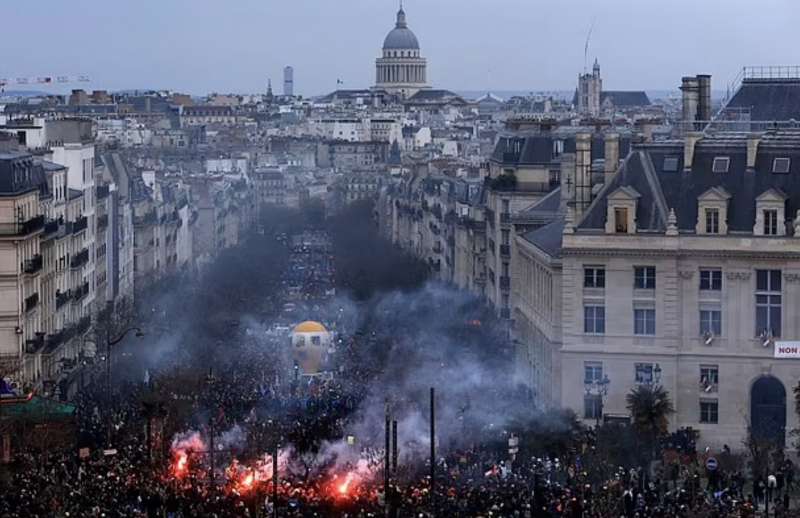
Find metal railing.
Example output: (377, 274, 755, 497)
(23, 254, 43, 275)
(72, 216, 88, 234)
(70, 249, 89, 269)
(24, 292, 39, 313)
(0, 215, 45, 236)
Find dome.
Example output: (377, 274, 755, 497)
(293, 321, 327, 333)
(383, 7, 419, 50)
(383, 28, 419, 50)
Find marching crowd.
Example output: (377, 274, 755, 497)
(1, 225, 799, 517)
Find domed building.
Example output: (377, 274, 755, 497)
(290, 321, 332, 376)
(375, 5, 428, 99)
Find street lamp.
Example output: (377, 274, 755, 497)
(585, 374, 611, 427)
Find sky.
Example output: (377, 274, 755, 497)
(3, 0, 799, 97)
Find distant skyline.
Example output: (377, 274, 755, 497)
(4, 0, 799, 97)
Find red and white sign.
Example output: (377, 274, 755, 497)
(774, 341, 800, 358)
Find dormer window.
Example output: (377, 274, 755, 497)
(705, 208, 720, 234)
(615, 208, 628, 233)
(696, 187, 731, 235)
(753, 188, 788, 236)
(773, 158, 791, 174)
(712, 157, 730, 174)
(605, 186, 640, 235)
(764, 209, 779, 235)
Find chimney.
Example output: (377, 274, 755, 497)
(575, 133, 592, 217)
(604, 132, 620, 182)
(697, 75, 712, 122)
(560, 153, 576, 213)
(681, 76, 700, 130)
(747, 133, 763, 171)
(683, 131, 703, 171)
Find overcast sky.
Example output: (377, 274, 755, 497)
(4, 0, 799, 96)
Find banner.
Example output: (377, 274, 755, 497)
(774, 341, 800, 358)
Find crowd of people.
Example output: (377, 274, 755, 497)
(1, 221, 798, 517)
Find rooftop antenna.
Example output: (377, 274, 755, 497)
(583, 19, 596, 74)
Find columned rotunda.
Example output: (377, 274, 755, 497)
(374, 6, 428, 98)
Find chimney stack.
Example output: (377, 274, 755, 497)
(683, 131, 703, 172)
(747, 133, 763, 171)
(681, 76, 700, 128)
(604, 132, 620, 182)
(560, 153, 576, 214)
(575, 133, 592, 218)
(697, 75, 712, 122)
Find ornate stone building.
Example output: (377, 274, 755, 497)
(375, 6, 428, 99)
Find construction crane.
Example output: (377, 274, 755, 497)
(0, 75, 91, 94)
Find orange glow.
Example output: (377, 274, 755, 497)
(173, 451, 189, 478)
(338, 472, 355, 496)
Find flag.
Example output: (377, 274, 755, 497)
(337, 79, 343, 85)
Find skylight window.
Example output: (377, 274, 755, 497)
(773, 157, 791, 174)
(662, 156, 679, 172)
(712, 157, 730, 174)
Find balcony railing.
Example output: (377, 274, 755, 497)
(96, 184, 110, 199)
(70, 249, 89, 269)
(56, 289, 71, 309)
(24, 292, 39, 313)
(500, 276, 511, 289)
(0, 215, 45, 236)
(23, 254, 43, 275)
(72, 216, 88, 234)
(73, 282, 90, 303)
(43, 219, 60, 236)
(97, 214, 109, 231)
(25, 334, 45, 355)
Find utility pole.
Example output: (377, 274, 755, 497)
(430, 387, 435, 517)
(273, 441, 278, 518)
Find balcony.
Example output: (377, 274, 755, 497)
(24, 292, 39, 313)
(25, 334, 45, 355)
(97, 214, 109, 231)
(500, 276, 511, 289)
(75, 315, 91, 335)
(499, 244, 510, 257)
(70, 249, 89, 269)
(56, 289, 71, 309)
(0, 215, 45, 237)
(96, 184, 110, 199)
(72, 216, 88, 234)
(23, 254, 43, 275)
(73, 282, 90, 303)
(43, 219, 60, 236)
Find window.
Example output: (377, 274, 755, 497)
(763, 209, 778, 235)
(756, 269, 782, 337)
(634, 266, 656, 289)
(584, 305, 605, 334)
(705, 208, 720, 234)
(699, 309, 722, 335)
(700, 400, 719, 424)
(773, 157, 791, 174)
(614, 207, 628, 233)
(635, 363, 654, 384)
(712, 157, 730, 173)
(584, 395, 602, 420)
(700, 365, 719, 386)
(584, 267, 605, 288)
(662, 156, 679, 172)
(634, 308, 656, 335)
(584, 362, 603, 384)
(699, 269, 722, 291)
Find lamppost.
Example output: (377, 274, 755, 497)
(651, 363, 662, 386)
(105, 326, 144, 445)
(584, 374, 611, 427)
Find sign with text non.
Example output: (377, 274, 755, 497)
(774, 341, 800, 358)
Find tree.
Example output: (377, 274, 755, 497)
(626, 384, 675, 460)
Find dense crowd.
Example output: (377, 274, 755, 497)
(1, 225, 798, 517)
